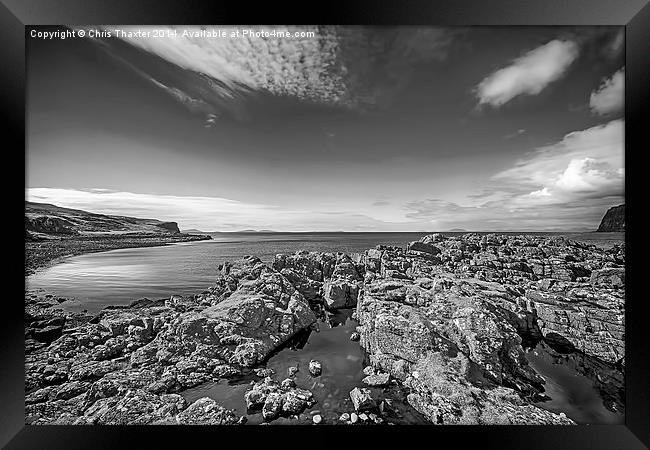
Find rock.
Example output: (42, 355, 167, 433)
(597, 205, 624, 232)
(352, 234, 622, 423)
(309, 360, 322, 377)
(323, 280, 359, 309)
(281, 378, 296, 389)
(339, 412, 350, 421)
(590, 268, 624, 288)
(312, 414, 322, 424)
(407, 241, 441, 256)
(25, 234, 622, 425)
(174, 397, 239, 425)
(350, 332, 360, 341)
(379, 399, 395, 415)
(244, 377, 314, 420)
(362, 372, 390, 387)
(254, 368, 275, 377)
(262, 392, 283, 420)
(350, 387, 375, 411)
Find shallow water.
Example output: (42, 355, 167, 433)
(182, 309, 430, 425)
(26, 231, 623, 314)
(181, 309, 624, 425)
(526, 342, 624, 424)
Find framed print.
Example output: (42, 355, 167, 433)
(3, 0, 649, 448)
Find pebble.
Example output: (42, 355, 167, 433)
(350, 412, 359, 423)
(359, 413, 368, 421)
(350, 332, 360, 341)
(313, 414, 322, 424)
(288, 366, 299, 377)
(339, 413, 350, 421)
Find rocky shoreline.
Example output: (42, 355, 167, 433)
(25, 233, 212, 276)
(25, 233, 624, 425)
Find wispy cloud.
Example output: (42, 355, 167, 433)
(475, 40, 579, 108)
(589, 68, 624, 116)
(26, 188, 425, 232)
(91, 26, 456, 119)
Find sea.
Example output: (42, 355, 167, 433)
(27, 231, 624, 314)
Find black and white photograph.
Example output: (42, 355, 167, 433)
(24, 24, 626, 427)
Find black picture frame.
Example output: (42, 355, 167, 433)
(4, 0, 648, 448)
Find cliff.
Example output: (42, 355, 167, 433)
(597, 204, 625, 232)
(25, 201, 181, 237)
(25, 201, 210, 274)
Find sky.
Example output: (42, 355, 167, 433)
(26, 26, 625, 232)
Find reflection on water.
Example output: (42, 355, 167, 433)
(26, 233, 452, 313)
(182, 309, 430, 425)
(526, 341, 624, 424)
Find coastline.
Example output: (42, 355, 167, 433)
(24, 232, 625, 425)
(25, 233, 212, 276)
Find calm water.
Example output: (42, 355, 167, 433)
(182, 309, 430, 425)
(180, 309, 622, 425)
(527, 342, 624, 424)
(26, 231, 623, 313)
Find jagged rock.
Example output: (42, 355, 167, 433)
(254, 367, 275, 377)
(590, 268, 625, 288)
(172, 397, 239, 425)
(354, 234, 622, 423)
(309, 359, 322, 376)
(244, 377, 315, 421)
(349, 387, 375, 411)
(404, 352, 574, 424)
(362, 372, 390, 387)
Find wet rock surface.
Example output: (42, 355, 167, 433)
(25, 233, 624, 424)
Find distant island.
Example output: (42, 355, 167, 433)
(25, 201, 211, 274)
(597, 204, 625, 232)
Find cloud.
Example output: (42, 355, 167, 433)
(589, 68, 624, 116)
(403, 196, 618, 231)
(493, 119, 623, 194)
(476, 40, 579, 107)
(554, 157, 623, 195)
(26, 188, 426, 232)
(404, 119, 624, 230)
(89, 26, 455, 119)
